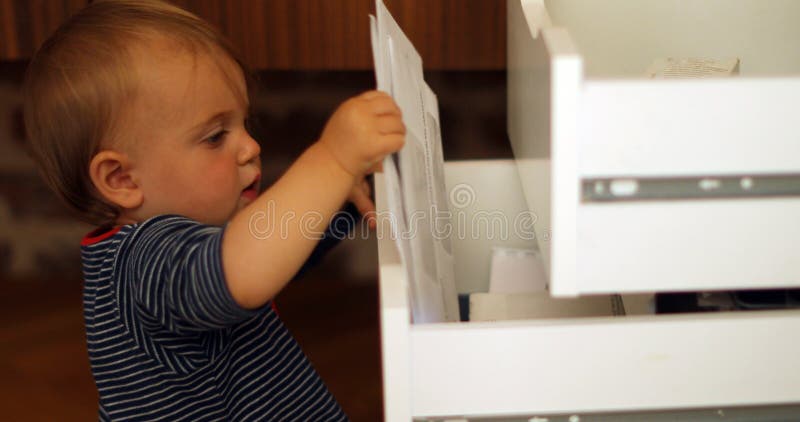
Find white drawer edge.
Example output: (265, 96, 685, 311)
(409, 310, 800, 417)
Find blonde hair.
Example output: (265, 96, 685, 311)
(23, 0, 252, 226)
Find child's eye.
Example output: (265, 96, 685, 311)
(205, 130, 228, 146)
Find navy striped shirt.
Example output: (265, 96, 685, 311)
(81, 212, 356, 421)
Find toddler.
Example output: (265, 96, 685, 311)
(23, 0, 405, 420)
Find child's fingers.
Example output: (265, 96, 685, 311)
(367, 160, 384, 173)
(361, 179, 371, 197)
(350, 184, 376, 218)
(377, 115, 406, 135)
(379, 133, 406, 155)
(370, 95, 403, 117)
(360, 90, 387, 100)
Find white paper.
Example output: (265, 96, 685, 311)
(369, 16, 381, 82)
(371, 0, 459, 322)
(422, 83, 458, 320)
(371, 13, 419, 320)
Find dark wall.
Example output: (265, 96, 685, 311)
(1, 0, 506, 70)
(0, 62, 508, 281)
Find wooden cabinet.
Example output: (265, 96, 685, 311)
(0, 0, 505, 70)
(0, 0, 86, 60)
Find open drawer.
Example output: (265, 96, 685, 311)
(377, 160, 800, 420)
(507, 0, 800, 296)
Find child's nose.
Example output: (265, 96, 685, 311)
(238, 134, 261, 165)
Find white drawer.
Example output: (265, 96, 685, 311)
(507, 0, 800, 296)
(377, 160, 800, 420)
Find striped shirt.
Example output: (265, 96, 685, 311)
(81, 210, 357, 421)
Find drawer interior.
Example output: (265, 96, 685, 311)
(545, 0, 800, 78)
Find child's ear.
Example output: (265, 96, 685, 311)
(89, 150, 143, 211)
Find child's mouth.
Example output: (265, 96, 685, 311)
(241, 175, 261, 201)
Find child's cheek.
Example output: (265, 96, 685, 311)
(202, 159, 239, 194)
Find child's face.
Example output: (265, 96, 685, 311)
(122, 43, 261, 226)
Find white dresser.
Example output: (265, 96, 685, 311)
(377, 1, 800, 420)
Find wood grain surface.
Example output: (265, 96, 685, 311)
(0, 0, 506, 69)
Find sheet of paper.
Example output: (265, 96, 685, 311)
(421, 83, 458, 320)
(371, 12, 420, 320)
(370, 16, 381, 82)
(371, 0, 459, 322)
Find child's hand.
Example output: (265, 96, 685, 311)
(348, 177, 377, 229)
(318, 90, 405, 178)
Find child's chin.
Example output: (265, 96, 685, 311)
(237, 196, 254, 211)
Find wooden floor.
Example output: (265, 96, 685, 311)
(0, 268, 383, 421)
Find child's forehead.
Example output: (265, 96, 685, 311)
(109, 38, 248, 150)
(132, 35, 245, 88)
(130, 37, 248, 106)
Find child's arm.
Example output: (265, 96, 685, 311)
(291, 202, 360, 281)
(222, 91, 404, 309)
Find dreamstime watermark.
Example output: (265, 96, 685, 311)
(248, 183, 543, 242)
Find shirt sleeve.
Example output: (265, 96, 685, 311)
(123, 215, 260, 335)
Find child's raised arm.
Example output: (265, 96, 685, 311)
(221, 91, 405, 309)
